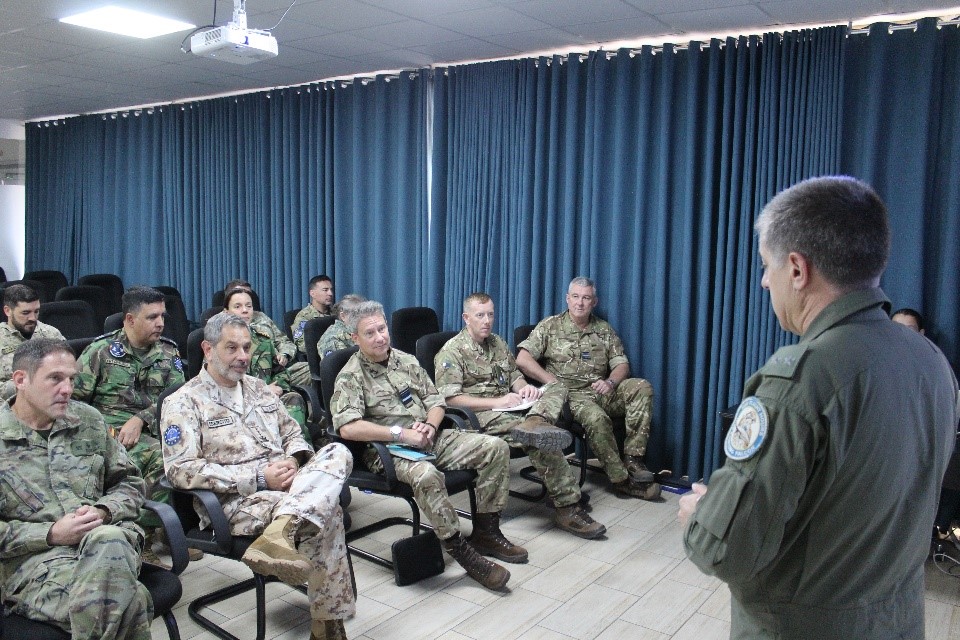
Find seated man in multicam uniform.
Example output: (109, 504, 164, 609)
(435, 292, 605, 539)
(331, 300, 523, 590)
(72, 286, 192, 565)
(317, 294, 366, 359)
(161, 312, 354, 640)
(1, 339, 151, 640)
(292, 275, 335, 356)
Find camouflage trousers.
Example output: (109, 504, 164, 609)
(279, 391, 310, 441)
(217, 443, 355, 620)
(126, 434, 168, 529)
(2, 524, 152, 639)
(379, 429, 510, 540)
(476, 382, 580, 507)
(568, 378, 653, 484)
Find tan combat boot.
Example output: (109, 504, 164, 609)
(623, 454, 655, 483)
(611, 478, 662, 501)
(555, 504, 606, 539)
(310, 618, 348, 640)
(469, 512, 528, 563)
(444, 534, 510, 590)
(241, 515, 313, 585)
(141, 530, 171, 569)
(509, 415, 572, 452)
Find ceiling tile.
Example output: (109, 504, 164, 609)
(351, 20, 465, 48)
(511, 0, 650, 27)
(358, 0, 501, 20)
(559, 15, 672, 42)
(659, 4, 778, 34)
(482, 27, 590, 51)
(423, 6, 554, 37)
(408, 38, 520, 62)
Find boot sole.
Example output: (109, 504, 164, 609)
(509, 427, 572, 453)
(241, 548, 311, 585)
(556, 522, 607, 539)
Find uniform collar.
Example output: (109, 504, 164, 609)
(801, 288, 891, 343)
(457, 327, 488, 354)
(560, 310, 598, 334)
(0, 398, 79, 440)
(198, 366, 262, 407)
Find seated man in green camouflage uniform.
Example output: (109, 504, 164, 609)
(1, 339, 151, 640)
(292, 275, 335, 356)
(1, 284, 65, 401)
(162, 313, 353, 640)
(72, 286, 189, 563)
(436, 292, 605, 539)
(331, 300, 523, 591)
(517, 277, 660, 500)
(317, 294, 366, 359)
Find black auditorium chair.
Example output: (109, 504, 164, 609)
(416, 330, 548, 502)
(55, 285, 114, 330)
(77, 273, 124, 316)
(103, 311, 124, 333)
(390, 306, 440, 355)
(1, 278, 47, 301)
(320, 346, 478, 574)
(162, 294, 191, 356)
(22, 270, 68, 303)
(283, 308, 300, 342)
(38, 300, 99, 340)
(0, 266, 5, 282)
(514, 324, 590, 487)
(67, 336, 97, 358)
(1, 500, 188, 640)
(198, 306, 221, 327)
(153, 285, 182, 299)
(185, 328, 205, 380)
(303, 316, 337, 401)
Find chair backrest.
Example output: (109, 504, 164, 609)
(0, 266, 5, 283)
(38, 300, 99, 340)
(1, 279, 48, 307)
(103, 311, 124, 334)
(303, 316, 337, 375)
(55, 285, 114, 329)
(319, 346, 359, 415)
(513, 324, 536, 353)
(186, 327, 205, 379)
(390, 306, 440, 355)
(161, 294, 190, 355)
(415, 330, 459, 382)
(76, 274, 124, 316)
(283, 308, 300, 341)
(198, 306, 221, 327)
(67, 336, 97, 357)
(152, 285, 181, 299)
(22, 270, 68, 303)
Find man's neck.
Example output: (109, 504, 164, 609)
(571, 315, 591, 331)
(11, 399, 54, 432)
(8, 321, 31, 339)
(312, 300, 329, 313)
(123, 329, 150, 350)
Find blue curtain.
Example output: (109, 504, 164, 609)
(841, 18, 960, 367)
(431, 28, 844, 478)
(25, 72, 428, 321)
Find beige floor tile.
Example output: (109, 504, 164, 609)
(364, 567, 464, 609)
(366, 592, 481, 640)
(436, 631, 475, 640)
(269, 620, 311, 639)
(697, 583, 731, 622)
(575, 524, 654, 564)
(524, 527, 597, 568)
(580, 499, 631, 529)
(515, 626, 581, 639)
(344, 594, 400, 638)
(537, 583, 638, 640)
(619, 578, 712, 635)
(616, 498, 682, 534)
(666, 557, 722, 590)
(669, 612, 732, 640)
(637, 519, 686, 560)
(453, 586, 562, 639)
(592, 618, 669, 639)
(926, 558, 960, 605)
(925, 597, 960, 640)
(595, 548, 681, 597)
(522, 553, 614, 601)
(206, 580, 294, 619)
(217, 591, 311, 639)
(352, 556, 398, 592)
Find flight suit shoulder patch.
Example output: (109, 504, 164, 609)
(762, 344, 809, 380)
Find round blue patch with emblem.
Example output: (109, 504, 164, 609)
(164, 425, 182, 446)
(173, 356, 183, 372)
(724, 396, 768, 461)
(109, 341, 126, 358)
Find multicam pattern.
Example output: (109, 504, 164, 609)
(0, 322, 66, 400)
(0, 400, 150, 639)
(161, 369, 355, 619)
(317, 319, 355, 359)
(331, 348, 510, 538)
(291, 304, 332, 355)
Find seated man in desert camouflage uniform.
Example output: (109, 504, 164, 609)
(162, 312, 353, 640)
(1, 339, 150, 640)
(0, 284, 65, 401)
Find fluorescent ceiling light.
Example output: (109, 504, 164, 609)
(60, 6, 195, 39)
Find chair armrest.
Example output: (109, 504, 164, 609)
(327, 422, 401, 483)
(444, 407, 479, 431)
(159, 477, 234, 555)
(143, 500, 189, 574)
(291, 383, 322, 428)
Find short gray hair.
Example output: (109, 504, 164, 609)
(568, 277, 595, 293)
(755, 176, 890, 289)
(344, 300, 385, 334)
(204, 311, 250, 345)
(333, 293, 367, 318)
(12, 338, 74, 377)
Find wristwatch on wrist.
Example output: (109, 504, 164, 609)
(390, 425, 403, 442)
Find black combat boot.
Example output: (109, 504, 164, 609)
(469, 512, 528, 563)
(444, 533, 510, 590)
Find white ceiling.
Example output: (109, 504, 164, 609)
(1, 0, 958, 122)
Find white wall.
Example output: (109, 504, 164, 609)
(0, 118, 25, 280)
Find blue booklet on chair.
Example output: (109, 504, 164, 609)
(386, 444, 437, 461)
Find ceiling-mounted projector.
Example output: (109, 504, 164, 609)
(190, 0, 278, 64)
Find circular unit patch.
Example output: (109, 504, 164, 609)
(724, 396, 768, 461)
(109, 341, 126, 358)
(164, 425, 182, 446)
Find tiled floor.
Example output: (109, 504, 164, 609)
(153, 461, 960, 640)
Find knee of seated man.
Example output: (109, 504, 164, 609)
(618, 378, 652, 399)
(408, 460, 446, 489)
(80, 525, 141, 562)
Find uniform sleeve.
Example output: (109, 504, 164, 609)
(292, 310, 308, 353)
(683, 398, 818, 586)
(605, 328, 629, 371)
(71, 343, 102, 403)
(137, 348, 186, 428)
(502, 342, 524, 388)
(518, 320, 548, 360)
(414, 364, 445, 411)
(434, 346, 465, 399)
(331, 369, 366, 430)
(269, 320, 297, 362)
(161, 394, 259, 496)
(96, 428, 146, 522)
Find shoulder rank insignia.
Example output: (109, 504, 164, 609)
(163, 425, 182, 446)
(724, 396, 768, 461)
(109, 341, 126, 358)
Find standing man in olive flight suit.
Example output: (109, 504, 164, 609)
(679, 176, 959, 639)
